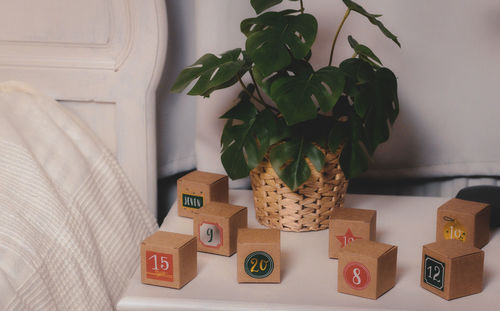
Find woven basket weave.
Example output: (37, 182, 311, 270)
(249, 149, 348, 232)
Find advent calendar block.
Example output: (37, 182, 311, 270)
(338, 239, 397, 299)
(329, 208, 376, 259)
(421, 240, 484, 300)
(237, 228, 280, 283)
(177, 170, 228, 218)
(436, 198, 490, 248)
(140, 231, 197, 289)
(193, 202, 247, 256)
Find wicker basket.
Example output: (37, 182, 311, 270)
(249, 149, 348, 232)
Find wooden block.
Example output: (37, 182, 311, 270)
(338, 239, 397, 299)
(140, 231, 197, 289)
(237, 228, 280, 283)
(177, 170, 228, 218)
(193, 202, 247, 256)
(329, 208, 376, 259)
(436, 198, 490, 248)
(421, 240, 484, 300)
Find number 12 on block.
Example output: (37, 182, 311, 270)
(424, 255, 445, 291)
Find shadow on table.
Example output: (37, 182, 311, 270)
(281, 249, 290, 282)
(397, 263, 409, 284)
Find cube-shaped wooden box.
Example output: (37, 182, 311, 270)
(329, 208, 376, 259)
(237, 228, 280, 283)
(338, 239, 397, 299)
(140, 231, 197, 289)
(436, 198, 490, 248)
(193, 202, 247, 256)
(177, 170, 229, 218)
(421, 240, 484, 300)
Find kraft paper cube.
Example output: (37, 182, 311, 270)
(421, 240, 484, 300)
(237, 228, 280, 283)
(140, 231, 197, 289)
(193, 202, 247, 256)
(436, 198, 490, 248)
(338, 239, 397, 299)
(329, 208, 376, 259)
(177, 170, 228, 218)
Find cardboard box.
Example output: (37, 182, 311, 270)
(338, 239, 397, 299)
(421, 240, 484, 300)
(193, 202, 247, 256)
(140, 231, 197, 289)
(329, 208, 376, 259)
(237, 228, 280, 283)
(177, 170, 229, 218)
(436, 198, 490, 248)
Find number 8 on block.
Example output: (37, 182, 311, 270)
(337, 240, 397, 299)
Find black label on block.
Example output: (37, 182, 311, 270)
(182, 193, 203, 209)
(244, 251, 274, 278)
(424, 255, 445, 291)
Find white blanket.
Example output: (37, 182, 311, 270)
(0, 82, 158, 310)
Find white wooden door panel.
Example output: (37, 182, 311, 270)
(0, 0, 167, 216)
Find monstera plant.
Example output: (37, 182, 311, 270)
(171, 0, 400, 190)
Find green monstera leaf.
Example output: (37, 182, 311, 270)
(375, 67, 399, 125)
(337, 115, 370, 179)
(250, 0, 299, 14)
(362, 67, 398, 152)
(334, 57, 399, 174)
(250, 0, 281, 14)
(220, 87, 288, 179)
(343, 0, 400, 47)
(170, 48, 246, 97)
(241, 10, 317, 77)
(269, 137, 325, 190)
(269, 61, 345, 125)
(347, 36, 382, 67)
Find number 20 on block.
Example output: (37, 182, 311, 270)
(237, 228, 280, 283)
(140, 231, 197, 289)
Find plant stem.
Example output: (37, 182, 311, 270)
(328, 8, 351, 66)
(237, 76, 257, 101)
(299, 0, 304, 13)
(238, 75, 279, 113)
(249, 70, 266, 105)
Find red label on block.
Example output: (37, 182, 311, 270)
(343, 262, 370, 290)
(336, 228, 361, 248)
(146, 251, 173, 282)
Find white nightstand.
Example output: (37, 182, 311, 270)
(117, 190, 500, 310)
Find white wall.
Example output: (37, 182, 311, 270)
(161, 0, 500, 195)
(157, 0, 197, 178)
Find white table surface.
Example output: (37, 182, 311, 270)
(117, 190, 500, 311)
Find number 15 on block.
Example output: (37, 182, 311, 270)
(146, 251, 173, 282)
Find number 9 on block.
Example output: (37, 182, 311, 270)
(193, 202, 247, 256)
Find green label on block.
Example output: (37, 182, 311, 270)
(244, 251, 274, 279)
(424, 255, 445, 291)
(182, 193, 203, 209)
